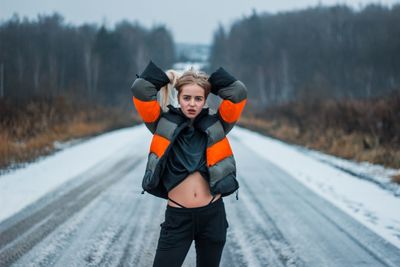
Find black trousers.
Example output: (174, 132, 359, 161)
(153, 197, 229, 267)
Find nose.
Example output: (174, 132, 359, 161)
(189, 99, 195, 106)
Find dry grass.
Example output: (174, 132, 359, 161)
(239, 107, 400, 184)
(0, 97, 141, 171)
(392, 174, 400, 184)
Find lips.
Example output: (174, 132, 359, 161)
(188, 109, 195, 113)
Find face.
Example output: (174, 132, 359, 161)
(178, 83, 206, 120)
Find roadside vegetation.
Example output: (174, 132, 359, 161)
(0, 96, 139, 172)
(239, 92, 400, 183)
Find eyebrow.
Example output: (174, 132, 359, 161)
(182, 94, 204, 98)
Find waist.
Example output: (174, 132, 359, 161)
(167, 197, 223, 212)
(167, 171, 220, 207)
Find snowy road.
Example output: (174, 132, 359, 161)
(1, 125, 400, 266)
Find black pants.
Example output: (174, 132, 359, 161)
(153, 197, 229, 267)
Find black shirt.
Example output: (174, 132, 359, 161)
(161, 123, 209, 192)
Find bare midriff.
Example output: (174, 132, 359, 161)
(167, 171, 221, 208)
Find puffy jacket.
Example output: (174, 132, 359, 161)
(131, 61, 247, 200)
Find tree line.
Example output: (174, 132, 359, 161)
(208, 4, 400, 108)
(1, 4, 399, 110)
(0, 13, 175, 106)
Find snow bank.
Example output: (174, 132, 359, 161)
(231, 127, 400, 249)
(0, 125, 149, 223)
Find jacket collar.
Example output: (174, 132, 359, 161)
(167, 104, 209, 126)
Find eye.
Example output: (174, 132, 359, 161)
(183, 96, 190, 101)
(195, 97, 203, 101)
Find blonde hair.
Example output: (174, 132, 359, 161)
(159, 69, 181, 111)
(159, 67, 211, 111)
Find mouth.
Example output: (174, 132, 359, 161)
(188, 109, 196, 114)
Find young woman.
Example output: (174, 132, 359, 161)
(131, 60, 247, 267)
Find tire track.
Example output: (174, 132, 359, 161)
(223, 199, 273, 267)
(238, 177, 306, 266)
(226, 183, 305, 267)
(241, 166, 396, 267)
(231, 136, 400, 267)
(33, 167, 145, 267)
(0, 157, 143, 267)
(119, 200, 163, 266)
(264, 165, 397, 267)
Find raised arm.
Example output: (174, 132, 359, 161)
(208, 67, 248, 134)
(131, 61, 170, 134)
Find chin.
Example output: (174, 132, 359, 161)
(184, 113, 197, 119)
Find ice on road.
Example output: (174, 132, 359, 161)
(1, 125, 400, 266)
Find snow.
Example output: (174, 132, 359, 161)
(1, 124, 400, 250)
(297, 147, 400, 196)
(230, 127, 400, 249)
(0, 126, 151, 223)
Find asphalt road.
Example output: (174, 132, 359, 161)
(1, 131, 400, 267)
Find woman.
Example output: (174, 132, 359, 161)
(131, 60, 247, 267)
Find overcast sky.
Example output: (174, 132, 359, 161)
(1, 0, 398, 44)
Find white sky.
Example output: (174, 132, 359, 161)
(1, 0, 399, 44)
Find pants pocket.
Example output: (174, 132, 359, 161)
(157, 212, 192, 250)
(210, 205, 228, 242)
(221, 203, 229, 229)
(225, 217, 229, 228)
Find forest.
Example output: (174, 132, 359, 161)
(208, 4, 400, 171)
(0, 4, 399, 174)
(208, 4, 400, 108)
(0, 13, 175, 170)
(0, 13, 175, 105)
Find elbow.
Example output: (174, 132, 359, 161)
(231, 80, 247, 103)
(218, 80, 248, 103)
(236, 80, 248, 99)
(130, 78, 140, 98)
(130, 78, 158, 101)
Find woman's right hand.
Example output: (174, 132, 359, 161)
(208, 67, 237, 95)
